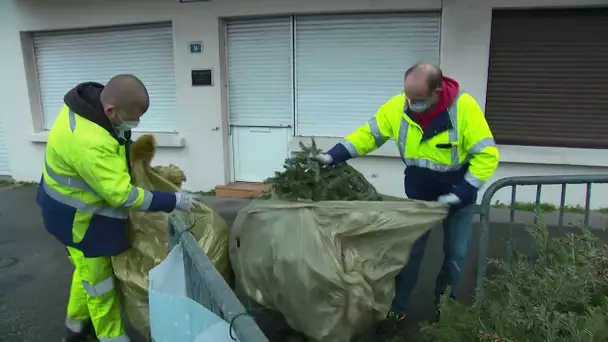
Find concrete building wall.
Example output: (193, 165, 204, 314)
(0, 0, 606, 207)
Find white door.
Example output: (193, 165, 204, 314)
(294, 12, 441, 137)
(0, 118, 11, 176)
(226, 17, 293, 183)
(33, 22, 177, 132)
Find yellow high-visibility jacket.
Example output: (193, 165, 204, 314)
(326, 92, 499, 204)
(37, 105, 177, 257)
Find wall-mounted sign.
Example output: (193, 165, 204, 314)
(189, 42, 203, 53)
(191, 69, 213, 87)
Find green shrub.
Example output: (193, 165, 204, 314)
(422, 220, 608, 342)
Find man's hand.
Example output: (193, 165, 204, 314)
(175, 192, 197, 212)
(437, 193, 461, 206)
(311, 153, 334, 165)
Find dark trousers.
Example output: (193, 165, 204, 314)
(390, 204, 475, 314)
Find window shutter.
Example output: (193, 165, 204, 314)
(33, 22, 176, 132)
(227, 17, 293, 127)
(294, 12, 441, 137)
(486, 8, 608, 148)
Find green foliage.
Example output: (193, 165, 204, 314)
(260, 138, 382, 201)
(422, 221, 608, 342)
(491, 200, 596, 214)
(0, 179, 37, 186)
(492, 200, 559, 213)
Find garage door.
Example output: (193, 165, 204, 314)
(33, 22, 176, 132)
(486, 8, 608, 148)
(226, 17, 293, 182)
(295, 12, 441, 137)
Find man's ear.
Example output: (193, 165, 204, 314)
(103, 105, 116, 118)
(430, 87, 443, 99)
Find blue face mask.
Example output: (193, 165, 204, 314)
(409, 101, 431, 113)
(116, 121, 140, 131)
(407, 99, 433, 113)
(112, 111, 140, 135)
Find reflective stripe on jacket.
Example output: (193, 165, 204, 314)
(37, 105, 176, 257)
(339, 92, 499, 204)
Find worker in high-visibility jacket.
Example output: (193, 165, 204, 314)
(36, 74, 197, 342)
(315, 63, 499, 339)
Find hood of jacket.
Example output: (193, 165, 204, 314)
(63, 82, 130, 143)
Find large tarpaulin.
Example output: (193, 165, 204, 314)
(230, 199, 448, 342)
(112, 134, 232, 340)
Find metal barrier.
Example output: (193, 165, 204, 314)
(475, 174, 608, 293)
(168, 214, 268, 342)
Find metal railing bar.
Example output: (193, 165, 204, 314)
(168, 215, 268, 342)
(558, 184, 567, 227)
(476, 173, 608, 296)
(584, 183, 592, 228)
(506, 185, 516, 262)
(534, 184, 542, 225)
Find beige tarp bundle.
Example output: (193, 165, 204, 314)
(112, 134, 232, 340)
(230, 199, 448, 342)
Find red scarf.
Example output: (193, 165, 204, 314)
(410, 77, 460, 131)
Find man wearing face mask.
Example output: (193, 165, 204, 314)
(37, 74, 197, 342)
(315, 63, 499, 339)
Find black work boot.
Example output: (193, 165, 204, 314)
(374, 311, 408, 340)
(62, 320, 98, 342)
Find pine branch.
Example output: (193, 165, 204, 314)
(260, 137, 381, 202)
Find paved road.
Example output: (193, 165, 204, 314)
(0, 186, 606, 341)
(0, 185, 71, 341)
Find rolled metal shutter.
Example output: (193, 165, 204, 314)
(33, 22, 176, 132)
(226, 17, 293, 127)
(486, 8, 608, 148)
(295, 12, 441, 137)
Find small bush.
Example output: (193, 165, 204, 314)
(422, 219, 608, 342)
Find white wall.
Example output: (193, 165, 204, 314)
(0, 0, 606, 207)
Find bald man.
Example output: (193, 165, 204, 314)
(315, 63, 499, 339)
(37, 75, 197, 342)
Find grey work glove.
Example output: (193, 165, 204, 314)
(175, 192, 197, 212)
(311, 153, 334, 165)
(437, 193, 461, 206)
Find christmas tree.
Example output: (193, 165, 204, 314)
(421, 220, 608, 342)
(260, 138, 382, 201)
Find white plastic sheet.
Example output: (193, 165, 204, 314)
(148, 243, 238, 342)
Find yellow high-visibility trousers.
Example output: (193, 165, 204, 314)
(66, 246, 129, 342)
